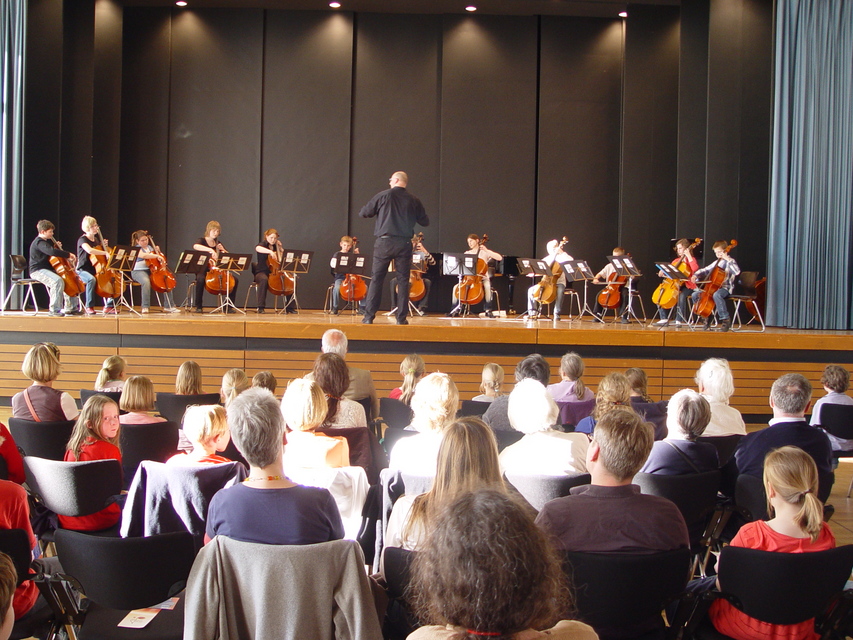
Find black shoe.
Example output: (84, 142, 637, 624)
(65, 308, 83, 316)
(484, 310, 495, 318)
(195, 307, 203, 314)
(719, 319, 731, 332)
(257, 308, 265, 314)
(396, 318, 409, 325)
(592, 316, 604, 323)
(703, 317, 713, 331)
(286, 307, 298, 314)
(356, 308, 366, 316)
(330, 309, 339, 316)
(620, 317, 629, 324)
(362, 316, 374, 325)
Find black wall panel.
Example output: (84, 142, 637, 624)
(438, 15, 538, 257)
(538, 16, 622, 267)
(118, 8, 172, 250)
(167, 9, 264, 277)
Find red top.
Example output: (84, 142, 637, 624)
(673, 255, 700, 290)
(709, 520, 836, 640)
(59, 439, 122, 532)
(166, 452, 231, 466)
(389, 388, 403, 400)
(0, 423, 25, 484)
(0, 480, 38, 619)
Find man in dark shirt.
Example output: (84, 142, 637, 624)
(358, 171, 429, 325)
(28, 220, 80, 316)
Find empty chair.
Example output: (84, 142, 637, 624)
(818, 403, 853, 497)
(53, 529, 195, 640)
(379, 398, 413, 430)
(119, 421, 180, 489)
(558, 399, 596, 430)
(8, 418, 75, 460)
(504, 472, 591, 512)
(317, 425, 388, 484)
(79, 389, 122, 409)
(696, 434, 743, 467)
(729, 271, 766, 332)
(383, 546, 418, 640)
(2, 255, 44, 314)
(457, 399, 490, 418)
(381, 427, 418, 458)
(631, 399, 668, 440)
(155, 392, 221, 424)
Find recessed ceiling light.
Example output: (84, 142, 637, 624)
(465, 5, 477, 11)
(329, 1, 341, 7)
(618, 11, 628, 18)
(176, 1, 187, 6)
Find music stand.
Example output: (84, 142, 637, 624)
(444, 253, 478, 318)
(175, 251, 211, 310)
(649, 262, 690, 328)
(516, 258, 550, 320)
(209, 253, 250, 315)
(563, 260, 597, 320)
(277, 249, 313, 314)
(608, 255, 645, 324)
(106, 246, 141, 316)
(385, 253, 427, 318)
(335, 252, 367, 316)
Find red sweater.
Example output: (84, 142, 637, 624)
(0, 423, 25, 484)
(60, 439, 122, 531)
(0, 480, 38, 619)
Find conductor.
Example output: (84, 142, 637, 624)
(359, 171, 430, 325)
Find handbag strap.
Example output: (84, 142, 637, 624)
(23, 387, 42, 422)
(665, 440, 700, 474)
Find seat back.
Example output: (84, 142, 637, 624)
(819, 403, 853, 439)
(558, 399, 596, 429)
(317, 426, 387, 484)
(563, 547, 690, 637)
(80, 389, 122, 408)
(0, 528, 32, 587)
(382, 427, 418, 457)
(716, 545, 853, 625)
(631, 399, 668, 440)
(9, 255, 28, 280)
(634, 470, 721, 544)
(155, 392, 221, 424)
(356, 396, 374, 423)
(379, 397, 413, 429)
(696, 434, 743, 467)
(734, 473, 768, 521)
(493, 429, 524, 452)
(504, 472, 591, 512)
(384, 546, 415, 601)
(8, 418, 75, 460)
(119, 421, 180, 489)
(458, 399, 491, 418)
(731, 271, 760, 297)
(0, 456, 6, 481)
(55, 529, 195, 610)
(24, 457, 122, 517)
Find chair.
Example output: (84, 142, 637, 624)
(381, 427, 418, 457)
(2, 255, 44, 315)
(379, 397, 413, 430)
(504, 472, 591, 512)
(558, 399, 596, 430)
(685, 545, 853, 640)
(24, 457, 123, 540)
(53, 529, 195, 640)
(8, 418, 75, 460)
(0, 456, 7, 481)
(493, 429, 524, 452)
(458, 399, 491, 417)
(729, 271, 765, 333)
(818, 403, 853, 497)
(118, 421, 180, 489)
(184, 537, 383, 640)
(317, 426, 388, 484)
(356, 396, 374, 423)
(154, 392, 221, 424)
(0, 528, 56, 640)
(631, 399, 669, 440)
(564, 547, 691, 640)
(383, 547, 418, 640)
(734, 473, 768, 522)
(696, 434, 743, 467)
(79, 389, 122, 409)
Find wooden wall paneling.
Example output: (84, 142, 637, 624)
(120, 347, 245, 395)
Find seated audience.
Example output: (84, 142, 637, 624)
(390, 354, 425, 405)
(548, 352, 594, 403)
(471, 362, 504, 403)
(695, 358, 746, 437)
(0, 480, 36, 625)
(626, 367, 654, 402)
(389, 373, 459, 475)
(94, 355, 127, 392)
(408, 489, 598, 640)
(0, 551, 14, 640)
(251, 370, 278, 394)
(11, 342, 79, 421)
(810, 364, 853, 451)
(575, 372, 638, 435)
(221, 368, 250, 407)
(483, 354, 550, 431)
(167, 405, 231, 466)
(308, 329, 379, 419)
(0, 424, 24, 484)
(205, 388, 344, 544)
(312, 353, 367, 429)
(281, 378, 349, 469)
(535, 408, 688, 554)
(708, 446, 835, 640)
(499, 379, 589, 476)
(176, 360, 204, 395)
(61, 395, 122, 531)
(640, 389, 719, 475)
(119, 375, 167, 424)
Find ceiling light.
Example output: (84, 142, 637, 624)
(465, 5, 477, 11)
(176, 1, 187, 6)
(618, 11, 628, 18)
(329, 1, 341, 7)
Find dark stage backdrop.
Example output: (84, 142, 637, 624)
(24, 0, 773, 313)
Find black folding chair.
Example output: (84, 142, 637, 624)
(379, 397, 413, 430)
(504, 472, 591, 512)
(154, 392, 221, 424)
(819, 404, 853, 497)
(696, 434, 743, 467)
(8, 418, 75, 461)
(79, 389, 122, 410)
(457, 399, 491, 418)
(118, 421, 180, 489)
(0, 528, 56, 640)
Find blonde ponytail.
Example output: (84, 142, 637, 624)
(95, 355, 126, 389)
(399, 354, 425, 406)
(763, 446, 824, 542)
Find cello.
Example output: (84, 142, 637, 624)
(340, 237, 367, 302)
(652, 237, 702, 309)
(408, 232, 433, 303)
(204, 242, 236, 296)
(692, 240, 738, 318)
(90, 229, 124, 298)
(266, 240, 295, 297)
(143, 233, 177, 294)
(532, 237, 569, 305)
(596, 254, 629, 309)
(48, 237, 85, 297)
(453, 234, 488, 306)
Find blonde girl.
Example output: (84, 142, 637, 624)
(574, 371, 637, 435)
(390, 354, 426, 405)
(472, 362, 504, 402)
(95, 355, 126, 391)
(221, 369, 250, 408)
(167, 405, 231, 465)
(119, 375, 166, 424)
(176, 361, 204, 395)
(12, 342, 79, 421)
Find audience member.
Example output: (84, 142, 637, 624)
(167, 405, 231, 466)
(483, 354, 550, 431)
(94, 355, 127, 392)
(389, 373, 459, 475)
(708, 446, 834, 640)
(0, 424, 24, 484)
(0, 480, 36, 624)
(221, 368, 250, 407)
(640, 389, 718, 475)
(119, 375, 167, 424)
(206, 388, 344, 544)
(471, 362, 504, 403)
(176, 360, 204, 395)
(730, 373, 833, 499)
(390, 354, 426, 405)
(574, 372, 637, 435)
(409, 489, 598, 640)
(810, 364, 853, 451)
(625, 367, 653, 402)
(281, 378, 349, 468)
(312, 353, 367, 429)
(548, 352, 594, 403)
(308, 329, 379, 419)
(535, 408, 688, 554)
(695, 358, 746, 437)
(61, 395, 122, 531)
(499, 379, 588, 476)
(11, 342, 79, 421)
(251, 370, 278, 394)
(0, 552, 14, 640)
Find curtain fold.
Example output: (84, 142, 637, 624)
(768, 0, 853, 330)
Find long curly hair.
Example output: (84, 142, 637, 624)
(591, 372, 635, 420)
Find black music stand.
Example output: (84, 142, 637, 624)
(649, 262, 690, 328)
(106, 246, 140, 316)
(334, 252, 367, 316)
(277, 249, 313, 314)
(608, 255, 644, 324)
(210, 253, 250, 315)
(175, 250, 211, 311)
(516, 258, 550, 320)
(444, 253, 478, 318)
(563, 260, 597, 320)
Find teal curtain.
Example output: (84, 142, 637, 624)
(768, 0, 853, 330)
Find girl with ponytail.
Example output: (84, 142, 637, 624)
(389, 354, 425, 405)
(95, 355, 127, 392)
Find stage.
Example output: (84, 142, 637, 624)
(2, 308, 852, 421)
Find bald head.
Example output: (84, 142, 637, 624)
(391, 171, 408, 187)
